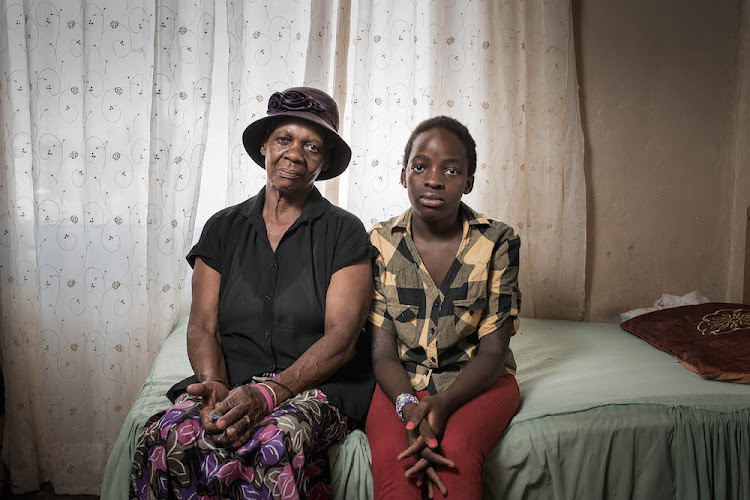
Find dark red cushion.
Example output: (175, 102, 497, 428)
(620, 303, 750, 383)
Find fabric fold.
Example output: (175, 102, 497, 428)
(669, 406, 750, 500)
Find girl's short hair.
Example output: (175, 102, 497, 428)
(402, 116, 477, 176)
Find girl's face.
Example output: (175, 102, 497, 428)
(401, 128, 474, 225)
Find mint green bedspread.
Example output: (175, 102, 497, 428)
(102, 318, 750, 500)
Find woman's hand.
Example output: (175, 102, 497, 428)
(186, 380, 229, 436)
(209, 385, 270, 449)
(399, 400, 455, 498)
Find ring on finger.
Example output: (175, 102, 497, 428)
(242, 414, 251, 426)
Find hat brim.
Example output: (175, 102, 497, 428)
(242, 111, 352, 181)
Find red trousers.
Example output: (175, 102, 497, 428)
(366, 375, 520, 500)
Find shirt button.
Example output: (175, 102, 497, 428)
(430, 327, 435, 334)
(270, 364, 276, 372)
(265, 294, 272, 301)
(469, 310, 474, 315)
(271, 262, 277, 269)
(265, 331, 270, 338)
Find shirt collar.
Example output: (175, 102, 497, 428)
(390, 202, 491, 234)
(297, 186, 327, 222)
(460, 202, 492, 226)
(392, 208, 411, 232)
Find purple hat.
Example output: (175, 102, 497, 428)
(242, 87, 352, 181)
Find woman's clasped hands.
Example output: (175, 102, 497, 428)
(186, 381, 269, 450)
(399, 395, 456, 498)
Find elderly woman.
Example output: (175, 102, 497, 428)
(130, 87, 376, 499)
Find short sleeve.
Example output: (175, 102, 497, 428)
(331, 214, 378, 274)
(186, 215, 224, 273)
(477, 231, 521, 338)
(367, 251, 396, 334)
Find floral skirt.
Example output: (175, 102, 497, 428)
(130, 388, 348, 500)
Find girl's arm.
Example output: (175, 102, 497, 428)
(371, 321, 454, 496)
(430, 320, 512, 416)
(370, 322, 415, 403)
(398, 320, 512, 461)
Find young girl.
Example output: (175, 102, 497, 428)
(366, 116, 521, 499)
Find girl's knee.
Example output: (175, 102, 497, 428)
(369, 442, 412, 468)
(441, 442, 482, 470)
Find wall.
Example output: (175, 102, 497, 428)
(727, 0, 750, 302)
(574, 0, 745, 321)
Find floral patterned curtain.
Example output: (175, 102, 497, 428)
(226, 0, 585, 319)
(0, 0, 215, 493)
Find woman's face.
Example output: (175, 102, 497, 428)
(401, 128, 474, 225)
(260, 119, 329, 194)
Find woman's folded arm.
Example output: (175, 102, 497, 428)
(186, 258, 227, 384)
(271, 260, 373, 400)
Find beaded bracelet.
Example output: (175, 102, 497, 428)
(395, 393, 419, 421)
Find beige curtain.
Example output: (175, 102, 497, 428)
(226, 0, 586, 319)
(0, 0, 215, 493)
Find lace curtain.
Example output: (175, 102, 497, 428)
(0, 0, 214, 493)
(225, 0, 585, 319)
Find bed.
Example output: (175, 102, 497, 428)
(102, 315, 750, 499)
(102, 207, 750, 499)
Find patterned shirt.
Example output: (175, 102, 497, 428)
(368, 203, 521, 394)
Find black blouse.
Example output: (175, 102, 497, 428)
(183, 186, 377, 424)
